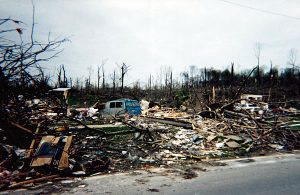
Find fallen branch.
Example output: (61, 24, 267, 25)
(9, 174, 59, 189)
(8, 121, 33, 134)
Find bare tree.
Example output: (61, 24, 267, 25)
(231, 62, 234, 80)
(119, 62, 130, 95)
(101, 59, 107, 90)
(159, 65, 172, 94)
(56, 64, 68, 87)
(0, 6, 67, 103)
(158, 65, 165, 90)
(147, 73, 153, 98)
(268, 60, 274, 101)
(269, 60, 273, 80)
(180, 71, 189, 89)
(148, 74, 152, 91)
(164, 66, 173, 96)
(102, 65, 105, 90)
(62, 64, 68, 87)
(36, 65, 51, 92)
(110, 70, 117, 97)
(96, 59, 107, 92)
(288, 48, 297, 78)
(57, 65, 62, 87)
(254, 42, 262, 84)
(97, 65, 101, 92)
(189, 65, 196, 86)
(204, 67, 207, 88)
(69, 77, 72, 88)
(169, 71, 173, 96)
(87, 65, 93, 92)
(74, 77, 81, 90)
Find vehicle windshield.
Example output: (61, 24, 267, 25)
(126, 101, 140, 107)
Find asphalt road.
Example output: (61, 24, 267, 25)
(175, 155, 300, 195)
(69, 153, 300, 195)
(3, 153, 300, 195)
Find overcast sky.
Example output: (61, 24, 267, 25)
(1, 0, 300, 86)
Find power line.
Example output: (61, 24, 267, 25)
(218, 0, 300, 20)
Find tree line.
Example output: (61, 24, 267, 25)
(1, 13, 300, 107)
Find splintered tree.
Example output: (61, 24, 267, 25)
(254, 42, 262, 85)
(268, 60, 274, 101)
(0, 7, 67, 103)
(87, 65, 93, 93)
(162, 66, 173, 96)
(35, 65, 51, 92)
(110, 70, 117, 97)
(148, 74, 152, 91)
(74, 77, 82, 91)
(204, 67, 207, 88)
(101, 59, 107, 90)
(181, 71, 189, 89)
(169, 71, 173, 96)
(56, 64, 68, 88)
(287, 48, 297, 79)
(119, 62, 130, 95)
(97, 65, 101, 92)
(189, 65, 196, 87)
(97, 59, 107, 92)
(231, 62, 234, 80)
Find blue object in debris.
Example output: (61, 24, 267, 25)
(192, 134, 204, 144)
(125, 99, 142, 116)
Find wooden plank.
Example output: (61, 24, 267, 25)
(58, 136, 72, 170)
(26, 123, 41, 159)
(9, 121, 33, 134)
(31, 157, 52, 167)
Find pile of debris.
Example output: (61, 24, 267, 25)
(1, 95, 300, 191)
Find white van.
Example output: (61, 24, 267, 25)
(100, 99, 141, 116)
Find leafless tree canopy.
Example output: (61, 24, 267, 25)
(0, 8, 68, 102)
(288, 48, 298, 76)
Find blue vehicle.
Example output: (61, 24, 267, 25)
(100, 98, 141, 116)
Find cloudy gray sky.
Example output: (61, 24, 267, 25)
(1, 0, 300, 86)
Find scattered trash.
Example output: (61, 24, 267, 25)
(1, 94, 300, 192)
(182, 168, 198, 179)
(147, 188, 160, 192)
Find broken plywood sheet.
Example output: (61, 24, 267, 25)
(58, 136, 72, 170)
(225, 141, 240, 148)
(31, 136, 72, 169)
(31, 136, 57, 167)
(225, 135, 243, 142)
